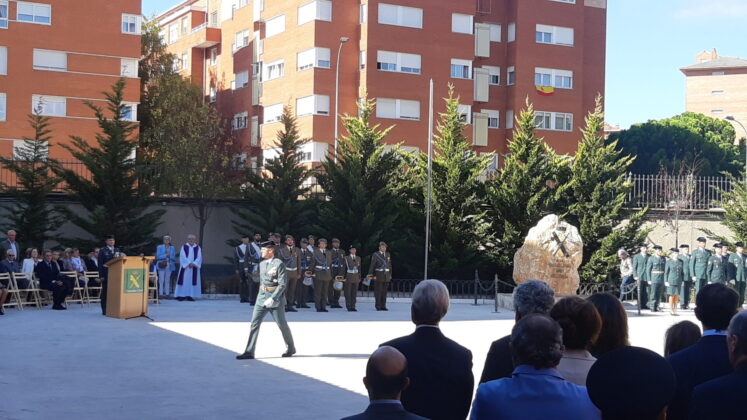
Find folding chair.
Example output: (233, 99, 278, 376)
(148, 271, 159, 304)
(84, 271, 102, 303)
(61, 271, 86, 306)
(11, 272, 41, 309)
(1, 273, 23, 312)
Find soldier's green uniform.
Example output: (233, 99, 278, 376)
(729, 243, 747, 306)
(368, 243, 392, 311)
(343, 248, 361, 311)
(328, 241, 345, 308)
(296, 240, 313, 308)
(664, 256, 684, 296)
(690, 242, 711, 292)
(312, 240, 333, 312)
(277, 239, 301, 312)
(678, 246, 693, 309)
(633, 248, 649, 309)
(646, 250, 666, 311)
(238, 243, 296, 359)
(706, 247, 726, 285)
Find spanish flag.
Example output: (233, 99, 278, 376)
(536, 85, 555, 96)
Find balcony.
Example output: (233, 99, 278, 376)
(190, 23, 221, 49)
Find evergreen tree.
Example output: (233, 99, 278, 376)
(704, 175, 747, 244)
(411, 86, 492, 279)
(55, 79, 164, 253)
(231, 106, 314, 240)
(0, 110, 63, 250)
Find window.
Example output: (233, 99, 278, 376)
(233, 111, 249, 130)
(297, 47, 331, 70)
(712, 90, 725, 95)
(711, 109, 724, 114)
(360, 3, 367, 23)
(0, 93, 5, 121)
(535, 24, 574, 46)
(210, 48, 217, 66)
(376, 98, 420, 120)
(122, 103, 137, 121)
(239, 0, 249, 8)
(254, 30, 263, 55)
(253, 0, 263, 22)
(18, 2, 51, 24)
(181, 53, 189, 71)
(359, 50, 366, 70)
(263, 59, 284, 81)
(296, 95, 330, 116)
(712, 71, 725, 76)
(298, 1, 332, 25)
(251, 116, 259, 146)
(181, 16, 189, 35)
(482, 109, 500, 128)
(0, 1, 8, 29)
(32, 95, 65, 117)
(264, 103, 283, 124)
(535, 111, 572, 131)
(489, 24, 501, 42)
(506, 110, 514, 129)
(508, 23, 516, 42)
(507, 66, 515, 85)
(377, 51, 421, 74)
(168, 23, 178, 43)
(33, 50, 66, 71)
(378, 3, 422, 29)
(210, 11, 218, 27)
(265, 14, 285, 38)
(234, 29, 250, 51)
(450, 59, 472, 79)
(550, 0, 576, 3)
(483, 66, 500, 85)
(457, 104, 472, 124)
(209, 86, 217, 102)
(234, 70, 249, 89)
(452, 13, 472, 34)
(0, 46, 6, 75)
(121, 58, 138, 78)
(534, 67, 573, 89)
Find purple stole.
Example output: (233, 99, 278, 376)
(177, 244, 200, 286)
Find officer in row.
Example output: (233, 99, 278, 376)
(678, 244, 692, 309)
(664, 247, 684, 316)
(706, 242, 726, 285)
(728, 242, 747, 307)
(633, 243, 649, 310)
(646, 246, 666, 312)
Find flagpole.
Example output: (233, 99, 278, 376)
(424, 79, 434, 280)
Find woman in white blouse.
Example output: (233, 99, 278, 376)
(22, 248, 39, 275)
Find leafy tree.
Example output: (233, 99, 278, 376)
(703, 175, 747, 244)
(231, 106, 315, 240)
(55, 79, 164, 253)
(608, 112, 742, 176)
(0, 110, 64, 250)
(409, 86, 492, 279)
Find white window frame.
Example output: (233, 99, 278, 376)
(359, 50, 366, 70)
(377, 50, 421, 75)
(375, 98, 420, 121)
(210, 48, 218, 66)
(483, 65, 500, 85)
(263, 59, 284, 81)
(451, 13, 473, 34)
(121, 14, 142, 35)
(122, 103, 138, 122)
(549, 0, 576, 3)
(0, 46, 7, 75)
(265, 14, 285, 38)
(457, 104, 472, 124)
(13, 139, 48, 160)
(263, 103, 284, 124)
(535, 110, 573, 131)
(234, 29, 250, 51)
(31, 95, 66, 117)
(17, 1, 51, 25)
(507, 66, 515, 85)
(234, 70, 249, 89)
(506, 110, 514, 129)
(712, 90, 725, 95)
(360, 3, 367, 23)
(296, 94, 330, 116)
(0, 1, 9, 29)
(481, 109, 500, 129)
(0, 92, 5, 121)
(121, 58, 138, 78)
(488, 23, 501, 42)
(33, 49, 67, 72)
(297, 47, 331, 71)
(181, 16, 189, 35)
(181, 52, 189, 71)
(508, 23, 516, 42)
(251, 116, 259, 146)
(378, 3, 423, 29)
(534, 67, 573, 89)
(298, 0, 332, 25)
(209, 86, 217, 103)
(450, 59, 472, 79)
(233, 111, 249, 130)
(536, 24, 574, 46)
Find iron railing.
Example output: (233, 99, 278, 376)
(0, 161, 92, 193)
(626, 173, 737, 211)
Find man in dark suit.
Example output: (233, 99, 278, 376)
(341, 346, 426, 420)
(480, 279, 556, 383)
(667, 283, 739, 420)
(34, 249, 72, 310)
(381, 280, 473, 420)
(690, 310, 747, 419)
(0, 249, 26, 288)
(99, 235, 124, 316)
(0, 229, 21, 262)
(84, 248, 99, 271)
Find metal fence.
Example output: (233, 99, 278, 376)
(626, 173, 737, 211)
(0, 161, 93, 193)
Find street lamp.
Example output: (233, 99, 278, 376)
(334, 36, 350, 163)
(726, 115, 747, 179)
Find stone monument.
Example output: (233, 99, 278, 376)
(513, 214, 583, 295)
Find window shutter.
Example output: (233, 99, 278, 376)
(473, 67, 489, 102)
(473, 113, 488, 146)
(555, 27, 574, 45)
(475, 23, 491, 57)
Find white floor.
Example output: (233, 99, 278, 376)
(0, 297, 698, 420)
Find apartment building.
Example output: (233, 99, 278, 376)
(0, 0, 142, 159)
(157, 0, 606, 169)
(681, 49, 747, 138)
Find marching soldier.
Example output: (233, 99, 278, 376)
(344, 245, 362, 312)
(234, 234, 251, 303)
(328, 238, 345, 309)
(646, 245, 666, 312)
(690, 237, 710, 293)
(732, 242, 747, 308)
(296, 238, 313, 309)
(277, 235, 301, 312)
(664, 247, 684, 316)
(368, 242, 392, 311)
(236, 241, 296, 360)
(632, 244, 649, 310)
(706, 243, 727, 285)
(678, 244, 693, 309)
(247, 232, 262, 305)
(312, 238, 333, 312)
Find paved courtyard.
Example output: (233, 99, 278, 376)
(1, 296, 698, 420)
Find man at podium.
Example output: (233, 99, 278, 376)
(99, 234, 124, 315)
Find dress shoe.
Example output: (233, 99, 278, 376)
(186, 297, 195, 302)
(52, 304, 66, 310)
(299, 304, 310, 308)
(350, 308, 357, 312)
(240, 299, 249, 303)
(236, 353, 254, 360)
(320, 309, 328, 312)
(286, 307, 297, 312)
(0, 306, 5, 315)
(331, 304, 343, 308)
(381, 308, 388, 311)
(282, 350, 296, 358)
(176, 297, 185, 301)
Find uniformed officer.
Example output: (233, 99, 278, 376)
(706, 243, 726, 284)
(690, 237, 711, 292)
(722, 243, 733, 279)
(678, 244, 693, 309)
(234, 234, 251, 303)
(632, 244, 649, 310)
(664, 247, 684, 316)
(277, 235, 301, 312)
(306, 235, 317, 253)
(247, 233, 262, 305)
(236, 241, 296, 360)
(729, 242, 747, 307)
(312, 238, 333, 312)
(646, 245, 666, 312)
(344, 245, 362, 312)
(296, 238, 313, 309)
(99, 234, 125, 316)
(368, 242, 392, 311)
(328, 238, 345, 309)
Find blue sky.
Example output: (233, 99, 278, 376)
(142, 0, 747, 129)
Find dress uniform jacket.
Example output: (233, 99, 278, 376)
(368, 251, 393, 282)
(312, 248, 333, 281)
(345, 254, 362, 283)
(690, 248, 711, 281)
(728, 252, 746, 283)
(278, 245, 300, 277)
(679, 254, 691, 280)
(664, 258, 684, 295)
(256, 257, 288, 308)
(632, 253, 649, 282)
(298, 247, 313, 274)
(706, 255, 726, 284)
(330, 247, 345, 277)
(646, 256, 666, 284)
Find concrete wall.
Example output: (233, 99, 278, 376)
(640, 210, 734, 247)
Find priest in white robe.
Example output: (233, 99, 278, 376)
(175, 234, 202, 301)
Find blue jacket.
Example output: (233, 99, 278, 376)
(690, 363, 747, 419)
(156, 244, 176, 271)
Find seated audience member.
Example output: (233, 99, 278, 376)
(85, 248, 100, 272)
(587, 293, 629, 357)
(34, 250, 72, 310)
(666, 284, 739, 420)
(0, 278, 8, 314)
(51, 250, 63, 270)
(64, 248, 87, 286)
(21, 248, 39, 275)
(550, 296, 602, 385)
(0, 250, 27, 288)
(586, 346, 676, 420)
(341, 346, 427, 420)
(381, 280, 473, 420)
(664, 320, 702, 357)
(480, 280, 555, 383)
(471, 314, 600, 420)
(690, 311, 747, 419)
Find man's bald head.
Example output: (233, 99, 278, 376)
(364, 346, 410, 400)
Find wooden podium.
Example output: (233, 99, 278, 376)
(105, 256, 154, 319)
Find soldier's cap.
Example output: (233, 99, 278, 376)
(259, 241, 275, 249)
(587, 346, 675, 419)
(349, 244, 357, 250)
(713, 242, 722, 248)
(332, 238, 340, 243)
(300, 238, 308, 244)
(653, 245, 662, 250)
(669, 247, 679, 253)
(639, 243, 647, 248)
(379, 241, 388, 247)
(241, 233, 250, 238)
(270, 232, 281, 238)
(679, 244, 689, 249)
(253, 232, 262, 236)
(104, 234, 115, 240)
(318, 238, 328, 243)
(697, 237, 707, 243)
(285, 234, 294, 240)
(617, 249, 628, 256)
(736, 242, 745, 248)
(722, 243, 730, 248)
(307, 235, 316, 240)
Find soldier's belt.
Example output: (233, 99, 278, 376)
(286, 267, 297, 271)
(375, 268, 390, 272)
(651, 271, 664, 274)
(315, 266, 329, 270)
(332, 264, 342, 268)
(261, 285, 278, 292)
(347, 269, 359, 273)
